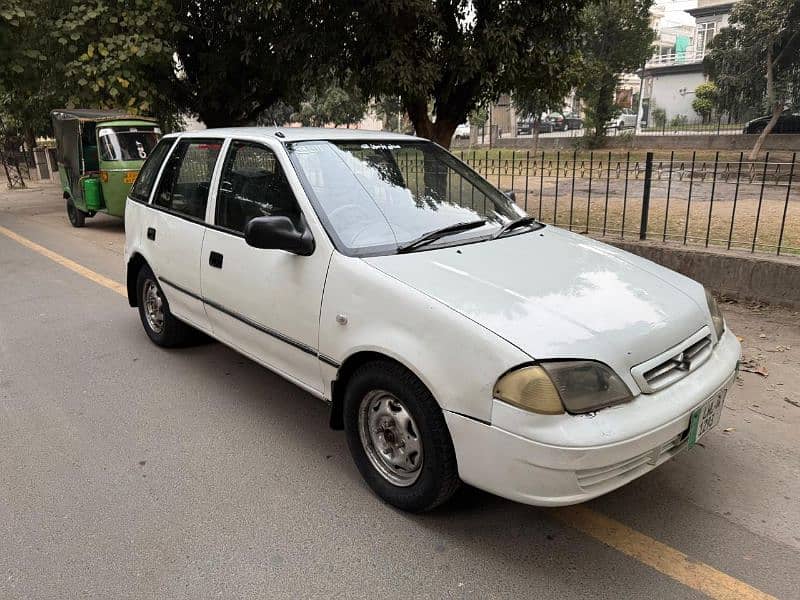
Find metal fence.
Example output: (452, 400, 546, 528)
(470, 115, 750, 142)
(455, 149, 800, 256)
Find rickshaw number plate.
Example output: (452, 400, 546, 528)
(124, 171, 139, 184)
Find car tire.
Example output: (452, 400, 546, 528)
(563, 123, 569, 132)
(66, 196, 86, 228)
(343, 360, 460, 512)
(136, 265, 195, 347)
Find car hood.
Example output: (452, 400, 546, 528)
(364, 227, 709, 386)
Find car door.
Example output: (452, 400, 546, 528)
(200, 139, 332, 394)
(144, 138, 223, 332)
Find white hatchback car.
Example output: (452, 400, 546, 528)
(125, 128, 739, 512)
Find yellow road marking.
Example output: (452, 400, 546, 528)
(0, 223, 779, 600)
(552, 505, 777, 600)
(0, 225, 126, 298)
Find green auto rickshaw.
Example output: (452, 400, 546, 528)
(51, 109, 162, 227)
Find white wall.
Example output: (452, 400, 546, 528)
(647, 70, 706, 121)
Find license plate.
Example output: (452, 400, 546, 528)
(688, 388, 727, 447)
(123, 171, 139, 184)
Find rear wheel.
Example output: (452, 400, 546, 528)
(343, 361, 460, 512)
(136, 265, 195, 347)
(66, 196, 86, 228)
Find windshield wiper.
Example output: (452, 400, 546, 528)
(492, 216, 540, 240)
(397, 220, 487, 253)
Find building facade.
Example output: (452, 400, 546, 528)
(639, 0, 738, 127)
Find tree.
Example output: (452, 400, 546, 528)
(373, 96, 406, 132)
(705, 0, 800, 159)
(56, 1, 182, 127)
(1, 1, 60, 146)
(257, 101, 295, 127)
(172, 1, 334, 128)
(291, 84, 367, 128)
(577, 0, 655, 141)
(334, 1, 586, 148)
(691, 82, 717, 123)
(1, 0, 182, 139)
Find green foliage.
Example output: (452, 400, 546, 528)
(334, 0, 587, 147)
(513, 89, 554, 122)
(468, 105, 489, 129)
(705, 0, 800, 119)
(692, 82, 717, 122)
(173, 1, 335, 127)
(58, 1, 181, 122)
(651, 106, 667, 128)
(292, 85, 367, 127)
(1, 0, 181, 138)
(257, 101, 295, 127)
(373, 96, 409, 132)
(669, 114, 688, 127)
(577, 0, 655, 140)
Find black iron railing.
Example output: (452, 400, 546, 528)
(456, 149, 800, 256)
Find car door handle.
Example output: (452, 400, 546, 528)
(147, 227, 156, 241)
(209, 251, 223, 269)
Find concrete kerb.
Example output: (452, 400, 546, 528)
(601, 237, 800, 309)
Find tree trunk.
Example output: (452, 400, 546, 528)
(404, 97, 460, 149)
(23, 128, 37, 152)
(749, 47, 780, 161)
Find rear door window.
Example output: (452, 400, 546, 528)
(154, 140, 223, 220)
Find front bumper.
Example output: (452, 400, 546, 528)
(444, 328, 741, 507)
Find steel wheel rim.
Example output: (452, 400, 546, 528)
(358, 390, 423, 487)
(142, 279, 165, 334)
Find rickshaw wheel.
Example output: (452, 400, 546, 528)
(66, 197, 86, 228)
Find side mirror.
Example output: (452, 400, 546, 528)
(244, 215, 315, 256)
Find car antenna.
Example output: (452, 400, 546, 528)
(275, 131, 285, 138)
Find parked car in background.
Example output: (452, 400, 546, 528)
(453, 123, 471, 139)
(743, 112, 800, 134)
(607, 108, 638, 130)
(517, 116, 553, 135)
(547, 112, 583, 131)
(126, 127, 739, 513)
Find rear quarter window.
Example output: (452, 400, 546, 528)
(129, 138, 174, 203)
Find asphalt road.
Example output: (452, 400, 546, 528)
(1, 183, 799, 599)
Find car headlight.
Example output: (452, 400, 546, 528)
(493, 361, 634, 415)
(705, 288, 725, 341)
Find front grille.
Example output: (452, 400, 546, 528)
(576, 432, 688, 491)
(631, 327, 713, 394)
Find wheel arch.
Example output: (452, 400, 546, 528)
(329, 350, 432, 430)
(126, 252, 149, 307)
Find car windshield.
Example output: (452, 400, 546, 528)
(287, 140, 529, 255)
(97, 126, 161, 162)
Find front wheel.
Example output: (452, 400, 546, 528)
(66, 196, 86, 228)
(136, 265, 195, 347)
(343, 361, 460, 512)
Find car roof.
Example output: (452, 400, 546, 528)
(165, 127, 424, 143)
(51, 108, 157, 123)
